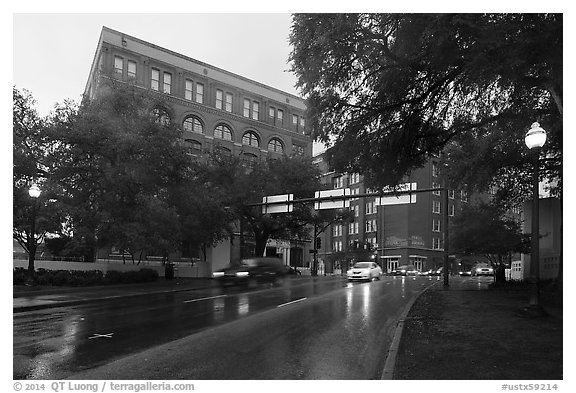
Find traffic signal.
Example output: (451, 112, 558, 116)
(315, 237, 322, 249)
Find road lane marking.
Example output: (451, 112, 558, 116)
(277, 297, 307, 308)
(88, 333, 114, 339)
(183, 295, 227, 303)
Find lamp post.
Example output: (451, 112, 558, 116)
(27, 184, 41, 278)
(524, 122, 546, 315)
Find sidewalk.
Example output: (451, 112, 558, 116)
(393, 277, 563, 380)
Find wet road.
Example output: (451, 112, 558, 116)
(14, 276, 441, 379)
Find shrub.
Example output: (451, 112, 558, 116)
(13, 268, 28, 285)
(14, 268, 160, 286)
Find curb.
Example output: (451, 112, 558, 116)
(380, 280, 440, 379)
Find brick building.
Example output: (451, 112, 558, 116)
(84, 26, 313, 275)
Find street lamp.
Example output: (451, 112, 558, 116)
(28, 184, 42, 278)
(524, 122, 546, 316)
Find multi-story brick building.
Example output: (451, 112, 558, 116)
(84, 26, 313, 275)
(313, 152, 477, 274)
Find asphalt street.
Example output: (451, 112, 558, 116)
(14, 275, 439, 379)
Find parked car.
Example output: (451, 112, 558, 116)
(393, 265, 418, 276)
(347, 262, 383, 281)
(212, 257, 286, 288)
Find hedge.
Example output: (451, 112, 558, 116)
(13, 267, 159, 287)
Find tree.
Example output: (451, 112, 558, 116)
(450, 202, 529, 282)
(202, 152, 324, 258)
(289, 13, 562, 203)
(46, 80, 191, 261)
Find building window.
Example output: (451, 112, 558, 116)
(432, 200, 441, 214)
(333, 176, 344, 189)
(349, 222, 359, 235)
(277, 109, 283, 124)
(252, 101, 259, 120)
(216, 89, 223, 110)
(432, 162, 439, 177)
(242, 153, 259, 166)
(151, 68, 160, 91)
(432, 182, 441, 196)
(352, 205, 359, 217)
(244, 99, 251, 118)
(242, 131, 260, 148)
(184, 139, 202, 154)
(333, 241, 343, 252)
(449, 204, 455, 217)
(214, 124, 233, 141)
(292, 114, 298, 126)
(366, 200, 376, 215)
(152, 108, 170, 126)
(114, 56, 123, 76)
(432, 219, 441, 232)
(366, 219, 377, 233)
(183, 116, 203, 134)
(461, 190, 468, 202)
(225, 93, 233, 112)
(292, 144, 305, 156)
(300, 117, 305, 127)
(269, 107, 275, 118)
(127, 60, 136, 80)
(268, 138, 284, 154)
(449, 189, 455, 199)
(432, 238, 442, 250)
(196, 83, 204, 104)
(333, 225, 343, 237)
(185, 80, 193, 101)
(163, 72, 172, 94)
(215, 146, 232, 156)
(349, 173, 360, 184)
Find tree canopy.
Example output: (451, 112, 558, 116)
(289, 13, 562, 204)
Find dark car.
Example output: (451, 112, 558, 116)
(284, 266, 302, 276)
(212, 257, 286, 288)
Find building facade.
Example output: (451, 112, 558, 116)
(84, 27, 313, 274)
(313, 152, 477, 274)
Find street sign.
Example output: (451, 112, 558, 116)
(261, 194, 294, 214)
(314, 189, 351, 210)
(376, 182, 417, 205)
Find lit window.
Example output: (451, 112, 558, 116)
(183, 116, 203, 134)
(432, 200, 441, 214)
(114, 56, 123, 76)
(163, 72, 172, 94)
(268, 138, 284, 153)
(432, 162, 439, 177)
(196, 83, 204, 104)
(242, 131, 260, 147)
(243, 99, 251, 117)
(127, 60, 136, 80)
(214, 124, 233, 141)
(216, 90, 223, 110)
(225, 93, 233, 112)
(151, 69, 160, 91)
(300, 117, 305, 127)
(252, 102, 259, 120)
(185, 80, 193, 101)
(432, 182, 441, 196)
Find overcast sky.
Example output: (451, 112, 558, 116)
(13, 13, 300, 115)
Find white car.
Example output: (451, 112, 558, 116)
(347, 262, 383, 281)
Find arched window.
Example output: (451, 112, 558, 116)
(152, 107, 171, 126)
(183, 116, 204, 134)
(268, 138, 284, 154)
(242, 131, 260, 148)
(184, 139, 202, 154)
(214, 124, 233, 141)
(215, 146, 232, 156)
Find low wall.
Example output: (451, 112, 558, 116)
(13, 259, 211, 278)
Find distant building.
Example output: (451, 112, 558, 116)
(313, 152, 484, 274)
(84, 26, 313, 275)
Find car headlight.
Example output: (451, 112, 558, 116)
(212, 272, 224, 278)
(236, 271, 250, 277)
(401, 270, 406, 273)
